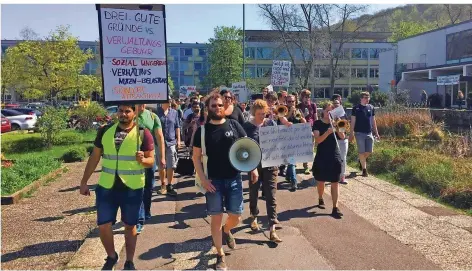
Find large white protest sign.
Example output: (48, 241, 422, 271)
(271, 60, 291, 87)
(179, 86, 196, 99)
(97, 4, 168, 104)
(259, 123, 314, 168)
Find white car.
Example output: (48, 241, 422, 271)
(1, 109, 37, 131)
(106, 106, 118, 117)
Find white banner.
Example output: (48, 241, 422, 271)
(98, 6, 168, 103)
(437, 74, 460, 85)
(179, 86, 196, 99)
(259, 123, 314, 168)
(271, 60, 291, 87)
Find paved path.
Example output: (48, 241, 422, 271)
(1, 162, 100, 270)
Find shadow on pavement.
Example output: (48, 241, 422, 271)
(1, 240, 83, 263)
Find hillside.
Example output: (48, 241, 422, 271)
(359, 4, 472, 35)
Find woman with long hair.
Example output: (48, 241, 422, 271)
(220, 89, 245, 125)
(312, 102, 345, 218)
(242, 99, 284, 243)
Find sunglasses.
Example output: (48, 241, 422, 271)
(224, 96, 233, 100)
(211, 104, 224, 108)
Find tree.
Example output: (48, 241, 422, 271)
(389, 21, 433, 42)
(167, 73, 175, 91)
(207, 26, 243, 87)
(19, 26, 39, 40)
(259, 4, 377, 97)
(259, 4, 326, 90)
(3, 25, 94, 101)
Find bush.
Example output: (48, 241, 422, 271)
(424, 128, 445, 141)
(86, 145, 94, 155)
(348, 90, 363, 105)
(376, 107, 437, 137)
(53, 131, 84, 146)
(70, 101, 107, 131)
(37, 106, 69, 148)
(371, 91, 388, 107)
(428, 93, 443, 108)
(1, 136, 46, 154)
(61, 146, 88, 163)
(1, 154, 62, 195)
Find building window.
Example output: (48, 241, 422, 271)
(171, 76, 179, 85)
(180, 62, 189, 71)
(181, 48, 193, 56)
(1, 45, 8, 54)
(182, 76, 194, 85)
(370, 67, 379, 78)
(370, 48, 379, 59)
(168, 62, 179, 71)
(90, 61, 98, 75)
(256, 67, 271, 78)
(256, 48, 273, 59)
(194, 62, 203, 70)
(320, 67, 330, 78)
(245, 47, 255, 59)
(245, 66, 256, 78)
(198, 49, 207, 56)
(314, 88, 325, 98)
(170, 48, 179, 56)
(352, 68, 368, 78)
(352, 48, 368, 59)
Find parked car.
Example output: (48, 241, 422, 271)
(106, 106, 118, 117)
(4, 103, 20, 109)
(1, 109, 37, 131)
(13, 108, 43, 118)
(26, 102, 45, 110)
(1, 115, 11, 133)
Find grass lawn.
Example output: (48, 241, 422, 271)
(347, 141, 472, 214)
(1, 129, 97, 195)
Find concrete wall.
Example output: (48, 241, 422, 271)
(397, 21, 472, 67)
(396, 80, 439, 102)
(379, 49, 396, 92)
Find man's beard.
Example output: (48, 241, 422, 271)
(208, 110, 224, 120)
(119, 118, 131, 124)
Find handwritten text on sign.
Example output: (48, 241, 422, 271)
(271, 60, 291, 87)
(179, 86, 196, 99)
(103, 58, 167, 101)
(259, 123, 313, 168)
(100, 8, 166, 58)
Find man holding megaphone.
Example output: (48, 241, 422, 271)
(192, 91, 248, 271)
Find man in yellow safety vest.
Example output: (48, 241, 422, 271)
(79, 104, 155, 270)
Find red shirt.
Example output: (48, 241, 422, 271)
(297, 102, 317, 127)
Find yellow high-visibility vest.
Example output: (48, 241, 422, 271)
(98, 123, 145, 189)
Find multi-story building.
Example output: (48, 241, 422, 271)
(380, 19, 472, 107)
(244, 30, 394, 98)
(2, 30, 393, 102)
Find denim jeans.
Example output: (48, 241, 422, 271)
(205, 174, 243, 215)
(138, 163, 157, 225)
(96, 185, 143, 226)
(285, 164, 297, 186)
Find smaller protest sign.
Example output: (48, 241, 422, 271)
(179, 86, 196, 99)
(271, 60, 291, 87)
(232, 82, 248, 102)
(259, 123, 313, 168)
(329, 105, 346, 119)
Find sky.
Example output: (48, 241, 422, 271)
(1, 4, 403, 43)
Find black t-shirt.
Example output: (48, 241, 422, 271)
(227, 105, 246, 125)
(313, 120, 341, 157)
(193, 119, 247, 179)
(242, 119, 276, 144)
(352, 104, 374, 133)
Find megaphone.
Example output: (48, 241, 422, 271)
(229, 137, 262, 172)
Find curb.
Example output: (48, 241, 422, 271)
(1, 165, 67, 205)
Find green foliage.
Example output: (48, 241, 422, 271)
(389, 21, 433, 42)
(348, 141, 472, 209)
(1, 154, 61, 195)
(71, 101, 107, 131)
(61, 146, 88, 163)
(370, 91, 389, 106)
(348, 90, 363, 105)
(168, 73, 174, 92)
(37, 106, 69, 148)
(53, 131, 84, 145)
(2, 25, 94, 100)
(2, 136, 46, 154)
(207, 26, 243, 87)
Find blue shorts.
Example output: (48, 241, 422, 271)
(205, 174, 244, 216)
(95, 185, 144, 226)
